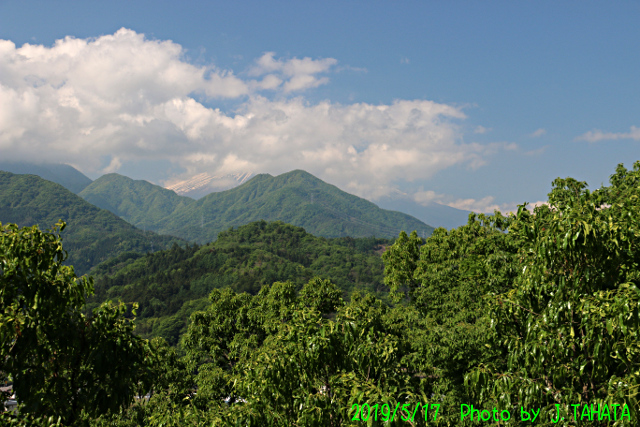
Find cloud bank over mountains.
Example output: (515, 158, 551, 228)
(1, 28, 517, 208)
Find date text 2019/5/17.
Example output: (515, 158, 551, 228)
(350, 402, 440, 423)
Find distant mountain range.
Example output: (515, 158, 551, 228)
(0, 161, 92, 194)
(164, 171, 254, 199)
(79, 174, 194, 230)
(80, 170, 433, 243)
(0, 161, 472, 232)
(0, 171, 183, 274)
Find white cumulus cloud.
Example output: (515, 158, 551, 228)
(248, 51, 337, 93)
(0, 29, 517, 200)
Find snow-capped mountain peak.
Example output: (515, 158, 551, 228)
(165, 172, 254, 199)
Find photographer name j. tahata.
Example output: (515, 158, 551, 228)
(461, 403, 631, 423)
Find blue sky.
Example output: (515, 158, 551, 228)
(1, 1, 638, 213)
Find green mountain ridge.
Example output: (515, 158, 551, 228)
(79, 173, 194, 228)
(0, 171, 184, 274)
(0, 161, 467, 230)
(80, 169, 434, 243)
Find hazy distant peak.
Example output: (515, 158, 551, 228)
(375, 192, 472, 230)
(0, 161, 92, 194)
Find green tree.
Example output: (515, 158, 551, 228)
(382, 230, 423, 303)
(173, 279, 430, 426)
(381, 214, 520, 424)
(469, 162, 640, 426)
(0, 222, 153, 424)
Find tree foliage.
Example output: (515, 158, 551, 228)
(0, 222, 153, 424)
(469, 162, 640, 425)
(380, 213, 520, 423)
(177, 278, 429, 426)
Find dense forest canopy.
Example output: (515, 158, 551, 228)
(87, 220, 393, 345)
(1, 161, 639, 426)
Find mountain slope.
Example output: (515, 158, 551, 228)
(79, 170, 433, 243)
(160, 170, 434, 242)
(0, 171, 183, 274)
(79, 174, 194, 231)
(0, 161, 93, 194)
(161, 171, 471, 230)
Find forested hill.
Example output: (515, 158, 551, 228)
(79, 173, 194, 228)
(88, 220, 393, 345)
(0, 171, 184, 274)
(80, 169, 434, 243)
